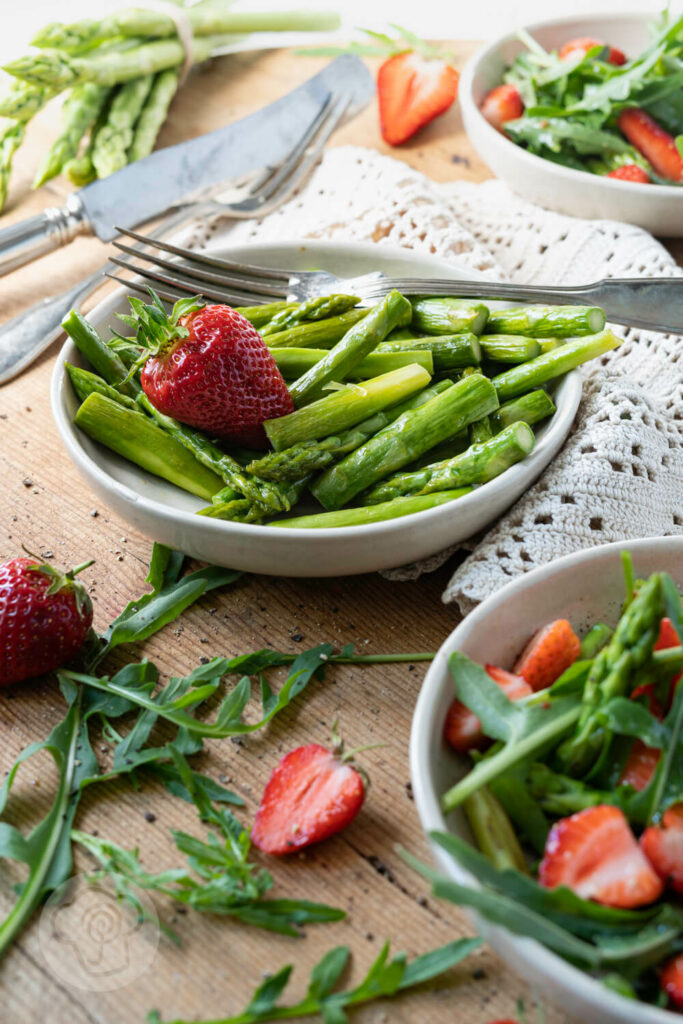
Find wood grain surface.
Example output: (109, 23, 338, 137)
(0, 44, 680, 1024)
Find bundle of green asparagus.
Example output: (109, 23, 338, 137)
(64, 287, 620, 529)
(0, 2, 340, 210)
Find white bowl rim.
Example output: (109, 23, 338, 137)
(410, 535, 680, 1024)
(459, 10, 682, 199)
(51, 237, 581, 544)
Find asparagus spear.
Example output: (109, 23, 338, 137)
(66, 363, 139, 410)
(92, 76, 154, 178)
(464, 787, 529, 873)
(272, 488, 473, 529)
(411, 298, 489, 336)
(537, 339, 565, 353)
(478, 334, 542, 364)
(360, 422, 535, 505)
(247, 380, 453, 481)
(485, 305, 606, 338)
(64, 101, 110, 185)
(33, 10, 341, 51)
(128, 69, 178, 163)
(470, 415, 493, 445)
(62, 310, 138, 396)
(311, 374, 500, 511)
(264, 364, 431, 451)
(492, 389, 556, 431)
(264, 309, 370, 349)
(273, 347, 433, 381)
(33, 82, 110, 186)
(492, 329, 621, 401)
(289, 291, 412, 407)
(0, 80, 52, 120)
(376, 333, 482, 370)
(136, 394, 288, 513)
(236, 302, 294, 328)
(261, 295, 361, 337)
(0, 120, 26, 211)
(201, 477, 310, 524)
(75, 393, 222, 500)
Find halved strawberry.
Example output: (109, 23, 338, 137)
(607, 164, 650, 183)
(377, 52, 459, 146)
(444, 665, 531, 754)
(619, 740, 660, 792)
(631, 618, 682, 713)
(618, 108, 683, 182)
(539, 805, 664, 908)
(661, 953, 683, 1010)
(251, 742, 365, 855)
(640, 803, 683, 895)
(656, 617, 681, 651)
(480, 84, 524, 132)
(513, 619, 581, 692)
(558, 36, 627, 66)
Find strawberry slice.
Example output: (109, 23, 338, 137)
(640, 803, 683, 895)
(480, 84, 524, 132)
(661, 953, 683, 1010)
(619, 740, 660, 792)
(607, 164, 650, 183)
(513, 619, 581, 692)
(444, 665, 531, 754)
(377, 52, 459, 146)
(617, 108, 683, 182)
(539, 805, 664, 908)
(251, 742, 365, 854)
(558, 36, 627, 65)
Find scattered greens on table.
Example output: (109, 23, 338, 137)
(498, 10, 683, 182)
(65, 288, 619, 528)
(0, 3, 340, 208)
(401, 552, 683, 1012)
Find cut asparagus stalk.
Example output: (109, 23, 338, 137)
(463, 787, 529, 873)
(264, 363, 431, 452)
(289, 291, 412, 407)
(248, 380, 453, 481)
(470, 415, 493, 445)
(273, 347, 433, 381)
(136, 394, 288, 512)
(62, 310, 138, 396)
(263, 308, 371, 349)
(66, 363, 139, 410)
(311, 374, 500, 511)
(272, 488, 473, 529)
(411, 298, 489, 336)
(485, 305, 606, 338)
(376, 333, 482, 370)
(261, 295, 360, 337)
(492, 329, 621, 402)
(478, 334, 542, 364)
(235, 302, 294, 328)
(537, 339, 565, 353)
(492, 389, 556, 431)
(361, 422, 534, 505)
(74, 393, 222, 500)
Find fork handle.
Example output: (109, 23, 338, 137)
(371, 277, 683, 333)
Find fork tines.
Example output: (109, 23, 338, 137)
(109, 89, 353, 307)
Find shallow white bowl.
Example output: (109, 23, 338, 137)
(51, 239, 580, 577)
(460, 13, 683, 236)
(410, 536, 683, 1024)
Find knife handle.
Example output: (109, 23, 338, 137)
(0, 195, 89, 276)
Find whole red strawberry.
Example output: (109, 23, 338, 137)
(0, 555, 93, 686)
(138, 295, 294, 449)
(251, 730, 366, 855)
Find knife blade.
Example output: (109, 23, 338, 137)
(0, 54, 374, 276)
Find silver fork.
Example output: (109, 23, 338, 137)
(107, 232, 683, 335)
(0, 91, 351, 385)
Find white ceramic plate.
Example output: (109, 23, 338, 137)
(460, 13, 683, 236)
(410, 536, 683, 1024)
(51, 239, 580, 577)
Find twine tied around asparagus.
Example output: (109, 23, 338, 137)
(133, 0, 194, 87)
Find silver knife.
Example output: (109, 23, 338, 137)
(0, 54, 373, 276)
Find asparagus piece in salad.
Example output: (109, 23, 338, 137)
(492, 329, 621, 401)
(273, 488, 473, 529)
(264, 364, 431, 451)
(248, 380, 453, 481)
(492, 389, 556, 431)
(361, 422, 535, 505)
(376, 332, 482, 370)
(264, 308, 371, 349)
(62, 310, 138, 396)
(311, 373, 500, 510)
(66, 363, 139, 411)
(478, 334, 542, 363)
(261, 295, 361, 337)
(272, 347, 433, 381)
(411, 297, 489, 336)
(289, 290, 412, 407)
(485, 305, 606, 338)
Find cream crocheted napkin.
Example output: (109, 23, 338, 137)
(186, 146, 683, 613)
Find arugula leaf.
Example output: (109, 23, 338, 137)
(147, 936, 482, 1023)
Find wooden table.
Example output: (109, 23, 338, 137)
(0, 45, 680, 1024)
